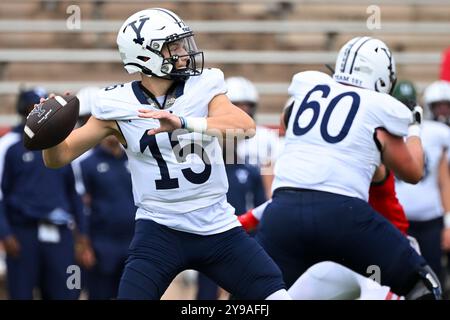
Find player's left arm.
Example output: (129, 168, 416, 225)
(376, 129, 424, 184)
(206, 94, 256, 138)
(138, 94, 255, 138)
(375, 105, 424, 184)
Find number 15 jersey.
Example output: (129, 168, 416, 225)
(91, 68, 240, 235)
(273, 71, 413, 201)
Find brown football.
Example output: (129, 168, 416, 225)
(23, 95, 79, 150)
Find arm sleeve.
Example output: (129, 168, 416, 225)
(372, 95, 412, 137)
(91, 84, 139, 121)
(207, 68, 227, 99)
(193, 68, 227, 110)
(65, 166, 88, 235)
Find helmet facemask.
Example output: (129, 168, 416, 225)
(152, 32, 204, 81)
(430, 101, 450, 125)
(382, 47, 397, 95)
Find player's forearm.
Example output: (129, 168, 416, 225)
(440, 184, 450, 213)
(401, 107, 424, 182)
(206, 113, 256, 139)
(44, 118, 116, 168)
(404, 135, 424, 182)
(43, 135, 97, 168)
(42, 141, 73, 168)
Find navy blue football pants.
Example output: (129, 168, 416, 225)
(255, 189, 428, 296)
(408, 217, 444, 283)
(117, 219, 285, 300)
(196, 273, 219, 300)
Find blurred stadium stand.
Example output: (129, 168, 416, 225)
(0, 0, 449, 301)
(0, 0, 449, 127)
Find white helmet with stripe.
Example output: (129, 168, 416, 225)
(333, 37, 397, 94)
(116, 8, 203, 80)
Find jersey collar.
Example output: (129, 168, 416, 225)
(131, 80, 185, 109)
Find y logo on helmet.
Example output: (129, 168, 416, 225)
(124, 17, 150, 45)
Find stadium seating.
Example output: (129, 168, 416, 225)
(0, 0, 449, 125)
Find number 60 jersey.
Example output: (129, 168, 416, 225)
(91, 68, 240, 235)
(273, 71, 413, 201)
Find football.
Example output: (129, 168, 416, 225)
(23, 95, 80, 150)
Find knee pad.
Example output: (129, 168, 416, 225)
(406, 265, 442, 300)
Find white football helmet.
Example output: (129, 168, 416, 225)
(225, 77, 259, 104)
(225, 77, 259, 117)
(423, 80, 450, 107)
(333, 37, 397, 94)
(423, 80, 450, 123)
(116, 8, 203, 80)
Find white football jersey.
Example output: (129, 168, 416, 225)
(91, 68, 240, 235)
(395, 121, 450, 221)
(272, 71, 412, 201)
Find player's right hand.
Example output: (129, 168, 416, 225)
(36, 92, 71, 106)
(75, 234, 96, 269)
(2, 235, 21, 258)
(138, 109, 182, 135)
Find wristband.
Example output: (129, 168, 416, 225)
(179, 116, 187, 129)
(444, 212, 450, 229)
(184, 117, 207, 133)
(407, 124, 421, 137)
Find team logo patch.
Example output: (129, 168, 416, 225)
(27, 103, 46, 119)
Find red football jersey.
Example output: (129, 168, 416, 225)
(369, 170, 409, 234)
(440, 47, 450, 81)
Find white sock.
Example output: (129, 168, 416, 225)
(288, 261, 360, 300)
(265, 289, 292, 300)
(288, 261, 403, 300)
(354, 273, 404, 300)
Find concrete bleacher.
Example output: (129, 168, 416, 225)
(0, 0, 449, 125)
